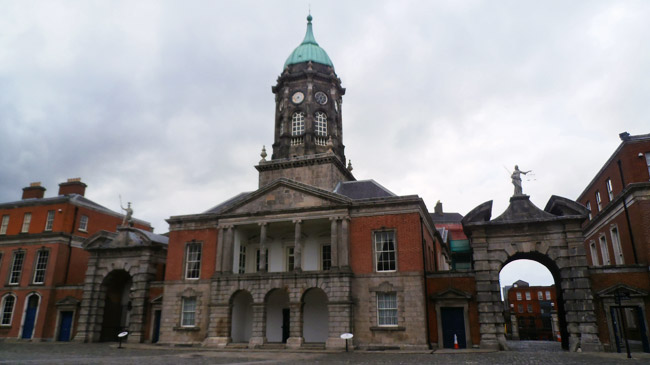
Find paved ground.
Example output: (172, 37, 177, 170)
(0, 340, 648, 364)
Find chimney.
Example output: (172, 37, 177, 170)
(434, 200, 443, 215)
(619, 132, 631, 141)
(22, 182, 46, 199)
(58, 178, 87, 196)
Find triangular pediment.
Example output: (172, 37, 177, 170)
(430, 288, 472, 300)
(221, 178, 351, 215)
(597, 284, 648, 298)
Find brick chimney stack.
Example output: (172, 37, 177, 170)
(22, 182, 46, 199)
(58, 178, 87, 196)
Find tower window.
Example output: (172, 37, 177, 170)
(314, 112, 327, 136)
(291, 112, 305, 136)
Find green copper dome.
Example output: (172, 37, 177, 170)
(284, 15, 334, 69)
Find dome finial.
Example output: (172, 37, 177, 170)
(307, 13, 312, 23)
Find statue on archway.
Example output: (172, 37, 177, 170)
(511, 165, 531, 196)
(121, 201, 133, 227)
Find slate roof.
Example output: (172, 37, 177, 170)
(203, 191, 252, 214)
(333, 180, 396, 200)
(430, 212, 463, 223)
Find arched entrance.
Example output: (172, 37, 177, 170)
(230, 290, 253, 343)
(500, 254, 567, 348)
(463, 195, 602, 352)
(265, 289, 290, 343)
(100, 270, 132, 342)
(21, 293, 40, 339)
(302, 288, 328, 343)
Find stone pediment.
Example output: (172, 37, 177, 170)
(56, 296, 80, 307)
(430, 288, 472, 300)
(596, 284, 648, 299)
(221, 178, 351, 215)
(83, 227, 168, 251)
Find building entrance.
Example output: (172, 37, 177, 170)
(99, 270, 132, 342)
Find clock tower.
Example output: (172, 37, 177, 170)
(256, 15, 354, 190)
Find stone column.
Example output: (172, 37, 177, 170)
(330, 217, 339, 269)
(259, 222, 267, 272)
(73, 254, 100, 342)
(215, 226, 224, 272)
(293, 219, 302, 271)
(248, 303, 266, 348)
(127, 268, 153, 343)
(286, 302, 303, 349)
(339, 216, 350, 268)
(510, 314, 520, 340)
(222, 225, 234, 273)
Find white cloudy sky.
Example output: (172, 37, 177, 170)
(2, 1, 648, 287)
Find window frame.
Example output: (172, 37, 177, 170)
(599, 235, 610, 265)
(180, 297, 197, 327)
(610, 226, 624, 265)
(527, 304, 533, 313)
(0, 215, 9, 235)
(8, 250, 25, 285)
(1, 294, 16, 326)
(373, 230, 397, 272)
(32, 249, 50, 285)
(545, 291, 551, 300)
(44, 210, 55, 231)
(516, 292, 522, 301)
(321, 244, 331, 271)
(537, 291, 543, 300)
(589, 240, 600, 266)
(517, 304, 523, 313)
(645, 152, 650, 179)
(78, 215, 89, 232)
(291, 111, 305, 136)
(376, 292, 398, 327)
(525, 292, 531, 301)
(184, 241, 202, 280)
(606, 179, 614, 201)
(255, 248, 268, 272)
(314, 111, 327, 136)
(285, 246, 295, 272)
(21, 213, 31, 233)
(585, 202, 592, 220)
(238, 245, 246, 274)
(595, 191, 602, 211)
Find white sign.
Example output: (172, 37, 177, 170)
(118, 331, 129, 338)
(340, 333, 353, 340)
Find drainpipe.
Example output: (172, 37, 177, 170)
(64, 206, 79, 284)
(617, 160, 639, 264)
(420, 216, 432, 349)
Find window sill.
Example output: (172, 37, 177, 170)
(173, 326, 200, 332)
(370, 326, 405, 332)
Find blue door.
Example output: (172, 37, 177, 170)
(21, 295, 39, 339)
(441, 307, 466, 349)
(58, 311, 74, 341)
(152, 310, 161, 343)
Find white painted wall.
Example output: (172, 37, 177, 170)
(303, 289, 328, 342)
(265, 290, 289, 342)
(231, 291, 253, 342)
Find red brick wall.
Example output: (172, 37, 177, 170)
(349, 213, 424, 274)
(165, 228, 218, 281)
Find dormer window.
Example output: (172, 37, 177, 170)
(291, 112, 305, 136)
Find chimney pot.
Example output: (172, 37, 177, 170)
(22, 182, 46, 199)
(58, 178, 87, 196)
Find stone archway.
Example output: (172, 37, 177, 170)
(99, 270, 132, 341)
(230, 290, 253, 343)
(302, 288, 328, 343)
(463, 195, 602, 352)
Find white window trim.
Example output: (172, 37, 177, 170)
(78, 215, 89, 232)
(180, 297, 197, 327)
(44, 210, 55, 231)
(184, 242, 202, 280)
(589, 240, 600, 266)
(0, 215, 9, 235)
(32, 250, 49, 285)
(606, 179, 614, 201)
(545, 291, 551, 300)
(516, 292, 522, 300)
(376, 292, 398, 327)
(9, 250, 25, 285)
(1, 294, 16, 326)
(314, 111, 327, 136)
(586, 202, 592, 220)
(525, 292, 531, 301)
(599, 235, 610, 265)
(21, 213, 31, 233)
(285, 246, 295, 272)
(610, 226, 624, 265)
(595, 191, 602, 211)
(291, 111, 305, 136)
(373, 230, 397, 273)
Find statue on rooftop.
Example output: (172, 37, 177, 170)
(121, 201, 133, 226)
(511, 165, 532, 196)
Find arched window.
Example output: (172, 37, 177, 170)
(291, 112, 305, 136)
(314, 112, 327, 136)
(1, 294, 16, 325)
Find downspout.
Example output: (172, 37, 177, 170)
(64, 206, 79, 284)
(420, 216, 432, 349)
(617, 160, 639, 264)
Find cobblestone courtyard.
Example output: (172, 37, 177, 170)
(1, 341, 648, 364)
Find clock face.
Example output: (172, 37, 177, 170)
(291, 91, 304, 104)
(315, 91, 328, 105)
